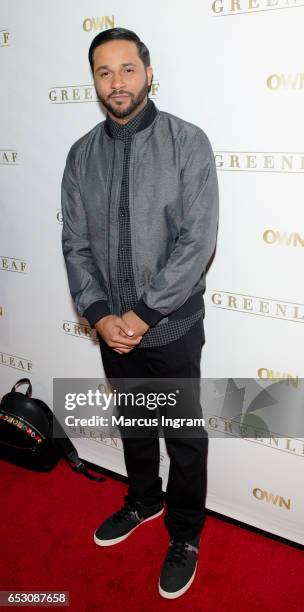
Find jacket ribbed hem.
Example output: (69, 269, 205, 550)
(133, 290, 204, 327)
(133, 298, 164, 326)
(168, 290, 204, 321)
(84, 300, 111, 328)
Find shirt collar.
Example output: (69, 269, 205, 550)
(105, 98, 156, 139)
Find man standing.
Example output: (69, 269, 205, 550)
(61, 27, 219, 599)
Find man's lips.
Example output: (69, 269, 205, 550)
(110, 94, 130, 99)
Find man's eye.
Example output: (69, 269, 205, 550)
(100, 72, 109, 78)
(125, 68, 134, 72)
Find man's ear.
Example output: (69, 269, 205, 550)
(147, 65, 153, 88)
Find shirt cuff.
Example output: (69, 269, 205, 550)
(83, 300, 111, 328)
(133, 298, 164, 327)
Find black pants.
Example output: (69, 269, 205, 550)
(98, 318, 209, 542)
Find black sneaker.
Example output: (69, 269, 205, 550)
(94, 495, 164, 546)
(158, 535, 200, 599)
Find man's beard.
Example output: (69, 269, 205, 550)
(96, 77, 149, 119)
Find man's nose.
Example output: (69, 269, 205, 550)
(111, 72, 125, 90)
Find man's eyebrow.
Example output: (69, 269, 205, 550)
(95, 64, 109, 71)
(95, 62, 137, 72)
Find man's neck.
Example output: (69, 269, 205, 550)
(107, 96, 148, 125)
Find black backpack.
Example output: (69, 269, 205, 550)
(0, 378, 105, 482)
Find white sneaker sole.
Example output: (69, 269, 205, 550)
(158, 562, 198, 599)
(94, 507, 164, 547)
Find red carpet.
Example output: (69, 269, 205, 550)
(0, 457, 303, 611)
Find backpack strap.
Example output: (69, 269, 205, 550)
(69, 456, 106, 482)
(55, 433, 106, 482)
(11, 378, 32, 397)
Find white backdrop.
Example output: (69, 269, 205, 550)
(1, 0, 304, 544)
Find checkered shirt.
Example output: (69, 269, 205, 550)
(106, 102, 203, 347)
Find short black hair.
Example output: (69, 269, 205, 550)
(88, 27, 151, 72)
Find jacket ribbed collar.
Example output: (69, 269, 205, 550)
(104, 98, 158, 138)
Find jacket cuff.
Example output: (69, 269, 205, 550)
(133, 298, 164, 327)
(83, 300, 111, 328)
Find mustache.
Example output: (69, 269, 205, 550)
(109, 91, 132, 98)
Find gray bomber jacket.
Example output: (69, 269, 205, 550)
(61, 100, 219, 329)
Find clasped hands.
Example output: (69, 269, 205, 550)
(95, 310, 150, 355)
